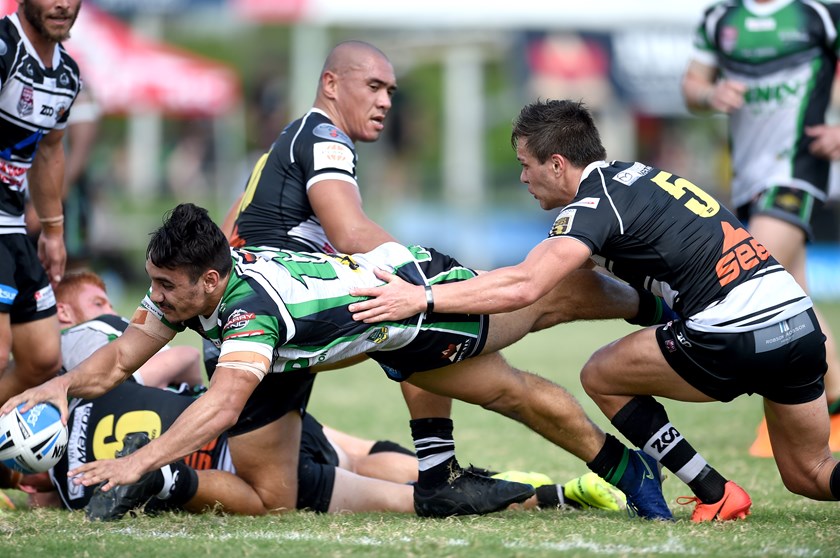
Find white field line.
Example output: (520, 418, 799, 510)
(103, 527, 823, 557)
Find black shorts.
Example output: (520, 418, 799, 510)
(656, 308, 827, 404)
(223, 369, 315, 436)
(369, 246, 488, 381)
(0, 234, 56, 323)
(297, 413, 340, 513)
(737, 186, 818, 241)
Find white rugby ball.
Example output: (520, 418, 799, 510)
(0, 403, 68, 474)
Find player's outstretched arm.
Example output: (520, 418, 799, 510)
(349, 237, 590, 322)
(0, 320, 169, 423)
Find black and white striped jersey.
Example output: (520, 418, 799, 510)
(547, 160, 812, 333)
(0, 13, 81, 234)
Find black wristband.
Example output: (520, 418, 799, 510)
(424, 284, 434, 315)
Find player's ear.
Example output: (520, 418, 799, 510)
(551, 153, 566, 176)
(202, 269, 221, 293)
(56, 302, 75, 327)
(321, 70, 339, 100)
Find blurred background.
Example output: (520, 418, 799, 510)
(10, 0, 839, 300)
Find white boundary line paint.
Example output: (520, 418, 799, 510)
(109, 528, 822, 557)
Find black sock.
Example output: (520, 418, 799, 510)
(587, 433, 630, 487)
(155, 462, 199, 507)
(410, 418, 459, 488)
(536, 484, 576, 509)
(370, 440, 416, 457)
(830, 463, 840, 500)
(612, 396, 725, 503)
(626, 288, 672, 326)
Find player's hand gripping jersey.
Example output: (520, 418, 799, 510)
(548, 161, 812, 333)
(689, 0, 840, 206)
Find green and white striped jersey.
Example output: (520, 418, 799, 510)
(689, 0, 840, 206)
(140, 242, 454, 373)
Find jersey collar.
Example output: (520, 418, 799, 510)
(9, 13, 62, 71)
(580, 160, 609, 183)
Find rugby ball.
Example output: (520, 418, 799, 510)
(0, 403, 68, 474)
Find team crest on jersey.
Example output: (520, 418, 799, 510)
(721, 26, 738, 53)
(550, 208, 576, 236)
(17, 86, 34, 117)
(313, 141, 354, 173)
(312, 123, 353, 147)
(612, 162, 652, 186)
(224, 309, 256, 331)
(367, 326, 389, 344)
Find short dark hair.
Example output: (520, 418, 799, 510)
(511, 99, 607, 166)
(147, 203, 232, 283)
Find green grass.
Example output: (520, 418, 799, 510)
(3, 304, 840, 557)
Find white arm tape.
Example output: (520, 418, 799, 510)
(218, 361, 268, 382)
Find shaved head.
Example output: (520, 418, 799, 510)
(322, 41, 390, 76)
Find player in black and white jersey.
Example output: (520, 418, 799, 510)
(681, 0, 840, 455)
(350, 99, 839, 522)
(0, 1, 82, 409)
(1, 202, 667, 521)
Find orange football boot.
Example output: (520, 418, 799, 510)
(677, 481, 751, 522)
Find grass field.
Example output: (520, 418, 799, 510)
(2, 303, 840, 557)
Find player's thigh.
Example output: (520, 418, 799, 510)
(228, 410, 302, 512)
(748, 215, 806, 279)
(407, 351, 524, 407)
(581, 327, 710, 401)
(10, 315, 61, 374)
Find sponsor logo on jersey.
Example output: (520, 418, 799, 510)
(565, 197, 600, 210)
(0, 284, 17, 305)
(721, 26, 738, 53)
(313, 141, 355, 174)
(34, 285, 55, 312)
(17, 86, 34, 117)
(715, 221, 770, 287)
(367, 326, 389, 344)
(612, 162, 652, 186)
(59, 73, 70, 86)
(224, 309, 256, 331)
(675, 330, 692, 348)
(549, 208, 576, 236)
(312, 123, 353, 146)
(67, 403, 93, 500)
(745, 17, 776, 32)
(0, 159, 27, 187)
